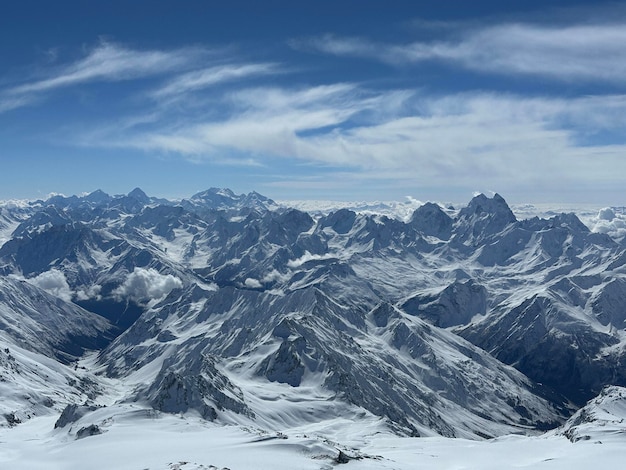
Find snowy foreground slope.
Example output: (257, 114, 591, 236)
(1, 387, 625, 470)
(1, 188, 626, 467)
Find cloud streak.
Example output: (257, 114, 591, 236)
(152, 62, 281, 98)
(94, 83, 380, 157)
(0, 41, 206, 113)
(296, 21, 626, 83)
(11, 41, 199, 94)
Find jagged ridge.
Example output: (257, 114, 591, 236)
(1, 189, 625, 436)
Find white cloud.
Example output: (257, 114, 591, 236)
(11, 41, 199, 95)
(152, 62, 280, 98)
(598, 208, 616, 221)
(75, 284, 103, 301)
(244, 277, 262, 288)
(287, 251, 336, 268)
(74, 82, 626, 199)
(27, 269, 73, 302)
(0, 41, 205, 113)
(261, 269, 290, 284)
(0, 94, 38, 113)
(290, 34, 387, 61)
(7, 32, 622, 201)
(298, 21, 626, 83)
(113, 268, 183, 303)
(280, 197, 424, 221)
(591, 208, 626, 241)
(90, 83, 392, 159)
(514, 204, 626, 242)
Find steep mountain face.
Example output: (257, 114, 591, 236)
(0, 341, 104, 428)
(1, 189, 625, 437)
(409, 202, 453, 240)
(452, 193, 517, 245)
(448, 205, 626, 405)
(401, 279, 487, 327)
(99, 283, 563, 437)
(0, 276, 116, 362)
(0, 276, 115, 426)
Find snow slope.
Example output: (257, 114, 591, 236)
(0, 276, 116, 362)
(1, 388, 625, 470)
(558, 385, 626, 443)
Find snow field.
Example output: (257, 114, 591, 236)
(1, 409, 625, 470)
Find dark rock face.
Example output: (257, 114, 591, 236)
(410, 202, 452, 240)
(259, 338, 306, 387)
(459, 295, 622, 405)
(401, 280, 487, 327)
(322, 209, 357, 234)
(76, 424, 102, 439)
(0, 223, 97, 276)
(55, 404, 100, 429)
(590, 278, 626, 328)
(136, 345, 252, 420)
(453, 193, 517, 245)
(370, 303, 399, 328)
(0, 277, 116, 363)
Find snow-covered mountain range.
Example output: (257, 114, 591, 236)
(1, 187, 626, 467)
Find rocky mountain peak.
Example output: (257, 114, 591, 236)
(462, 193, 515, 220)
(84, 189, 112, 204)
(453, 193, 517, 244)
(410, 202, 453, 239)
(127, 187, 150, 204)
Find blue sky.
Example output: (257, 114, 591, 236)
(2, 0, 626, 204)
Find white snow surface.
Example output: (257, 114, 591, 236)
(1, 395, 625, 470)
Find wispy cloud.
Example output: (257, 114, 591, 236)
(0, 41, 206, 113)
(86, 83, 389, 160)
(152, 62, 281, 98)
(0, 94, 38, 113)
(295, 21, 626, 83)
(11, 41, 200, 94)
(79, 83, 626, 197)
